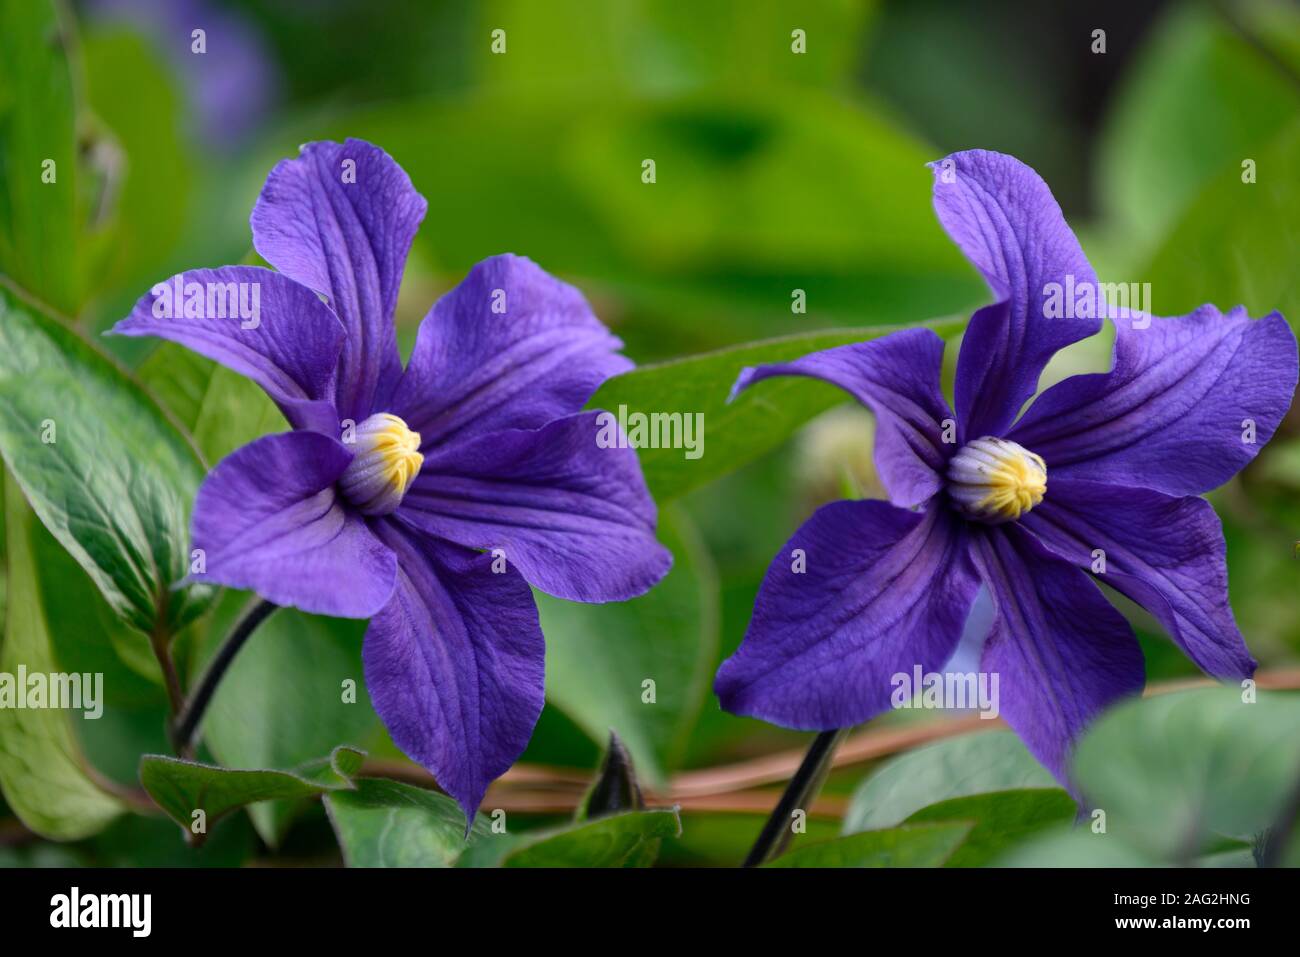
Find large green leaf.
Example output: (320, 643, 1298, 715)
(0, 285, 215, 634)
(843, 729, 1055, 834)
(587, 318, 963, 503)
(0, 475, 124, 840)
(139, 746, 363, 845)
(1142, 118, 1300, 329)
(765, 822, 972, 868)
(540, 505, 717, 786)
(904, 788, 1075, 867)
(0, 0, 79, 313)
(325, 778, 486, 867)
(457, 808, 681, 868)
(1072, 687, 1300, 859)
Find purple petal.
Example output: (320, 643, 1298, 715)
(387, 254, 631, 449)
(398, 411, 671, 603)
(191, 431, 396, 617)
(364, 523, 545, 823)
(1009, 306, 1298, 495)
(250, 139, 427, 420)
(1020, 478, 1255, 680)
(113, 266, 343, 434)
(969, 524, 1144, 784)
(931, 150, 1100, 437)
(715, 501, 979, 729)
(730, 329, 955, 508)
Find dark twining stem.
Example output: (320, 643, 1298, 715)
(743, 728, 848, 868)
(170, 598, 279, 757)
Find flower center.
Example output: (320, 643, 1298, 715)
(946, 436, 1046, 524)
(339, 413, 423, 516)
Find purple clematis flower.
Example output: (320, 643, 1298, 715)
(715, 149, 1298, 784)
(114, 139, 671, 819)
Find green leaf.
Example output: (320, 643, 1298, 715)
(0, 474, 124, 840)
(843, 729, 1055, 834)
(0, 285, 215, 634)
(198, 591, 378, 847)
(457, 808, 681, 868)
(325, 778, 486, 868)
(138, 343, 287, 467)
(764, 822, 972, 868)
(1142, 118, 1300, 330)
(1072, 687, 1300, 859)
(904, 788, 1076, 867)
(139, 746, 364, 845)
(540, 505, 717, 785)
(1098, 2, 1300, 261)
(0, 0, 79, 313)
(577, 731, 645, 821)
(993, 826, 1157, 868)
(587, 318, 963, 503)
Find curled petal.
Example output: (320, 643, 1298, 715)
(730, 329, 955, 508)
(251, 138, 427, 420)
(191, 431, 397, 617)
(113, 266, 343, 434)
(1009, 306, 1298, 495)
(1020, 478, 1254, 680)
(969, 524, 1144, 785)
(398, 411, 670, 603)
(388, 254, 631, 450)
(931, 150, 1100, 438)
(715, 501, 979, 729)
(364, 523, 545, 824)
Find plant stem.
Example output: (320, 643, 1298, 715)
(148, 624, 184, 719)
(743, 728, 847, 867)
(170, 598, 278, 757)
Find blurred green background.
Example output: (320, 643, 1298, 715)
(1, 0, 1299, 867)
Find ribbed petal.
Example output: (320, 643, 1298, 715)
(715, 501, 979, 729)
(251, 138, 426, 420)
(969, 523, 1144, 785)
(190, 431, 397, 617)
(364, 522, 545, 824)
(1009, 305, 1297, 495)
(931, 149, 1100, 438)
(730, 329, 955, 508)
(398, 411, 670, 603)
(113, 266, 343, 434)
(1020, 478, 1255, 680)
(388, 254, 631, 450)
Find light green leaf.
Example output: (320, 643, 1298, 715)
(0, 0, 79, 313)
(198, 591, 378, 847)
(540, 505, 717, 785)
(765, 822, 972, 868)
(904, 788, 1075, 867)
(325, 778, 486, 868)
(1142, 119, 1300, 329)
(0, 285, 215, 634)
(843, 729, 1055, 834)
(994, 826, 1157, 868)
(457, 808, 681, 868)
(1072, 687, 1300, 859)
(0, 474, 124, 840)
(588, 318, 963, 503)
(139, 746, 364, 845)
(1099, 2, 1300, 261)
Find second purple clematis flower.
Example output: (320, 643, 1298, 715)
(114, 139, 671, 820)
(716, 149, 1298, 785)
